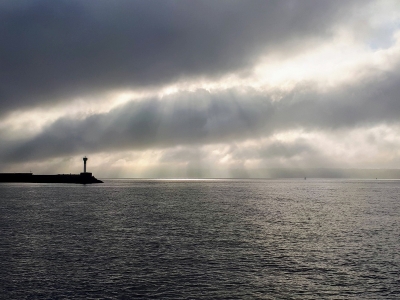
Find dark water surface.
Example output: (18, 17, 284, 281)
(1, 179, 399, 299)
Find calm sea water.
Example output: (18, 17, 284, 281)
(0, 179, 399, 299)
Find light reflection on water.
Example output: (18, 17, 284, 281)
(1, 179, 399, 299)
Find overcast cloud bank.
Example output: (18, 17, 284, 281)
(1, 0, 400, 177)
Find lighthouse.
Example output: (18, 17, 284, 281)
(83, 156, 88, 173)
(80, 156, 95, 182)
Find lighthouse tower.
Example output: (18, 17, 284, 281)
(80, 156, 94, 182)
(83, 156, 88, 173)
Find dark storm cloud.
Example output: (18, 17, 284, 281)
(3, 65, 400, 163)
(0, 0, 367, 114)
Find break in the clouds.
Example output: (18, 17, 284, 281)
(1, 0, 400, 177)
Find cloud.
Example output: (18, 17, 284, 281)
(1, 0, 400, 176)
(0, 0, 368, 114)
(2, 58, 400, 165)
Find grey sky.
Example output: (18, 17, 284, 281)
(1, 0, 399, 177)
(0, 0, 364, 113)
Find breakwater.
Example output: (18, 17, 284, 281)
(0, 172, 103, 184)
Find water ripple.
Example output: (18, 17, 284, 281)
(0, 179, 399, 299)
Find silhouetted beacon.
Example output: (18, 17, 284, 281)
(83, 156, 88, 173)
(77, 156, 102, 183)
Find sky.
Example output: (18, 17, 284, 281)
(1, 0, 400, 178)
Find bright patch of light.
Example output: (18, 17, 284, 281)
(253, 31, 398, 91)
(0, 90, 149, 138)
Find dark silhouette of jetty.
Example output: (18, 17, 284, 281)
(0, 157, 103, 184)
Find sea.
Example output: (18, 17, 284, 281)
(0, 179, 399, 299)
